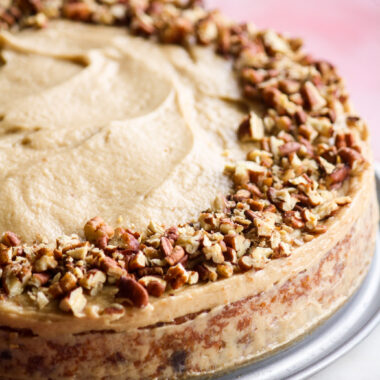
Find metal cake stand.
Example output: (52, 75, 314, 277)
(217, 173, 380, 380)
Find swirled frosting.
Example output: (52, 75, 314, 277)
(0, 21, 251, 242)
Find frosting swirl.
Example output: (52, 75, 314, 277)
(0, 21, 247, 241)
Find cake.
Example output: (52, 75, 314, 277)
(0, 1, 377, 379)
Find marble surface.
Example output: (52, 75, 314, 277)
(206, 1, 380, 378)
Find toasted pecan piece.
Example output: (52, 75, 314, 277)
(237, 112, 264, 142)
(138, 276, 166, 297)
(1, 231, 21, 247)
(160, 236, 173, 256)
(326, 165, 350, 187)
(165, 245, 185, 266)
(59, 287, 87, 316)
(62, 2, 91, 21)
(338, 147, 363, 168)
(84, 217, 114, 249)
(117, 276, 149, 308)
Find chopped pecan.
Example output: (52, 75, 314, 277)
(272, 242, 292, 258)
(29, 272, 50, 287)
(160, 236, 173, 256)
(34, 254, 57, 272)
(335, 133, 347, 149)
(283, 211, 304, 229)
(202, 243, 224, 264)
(196, 16, 218, 45)
(0, 247, 12, 265)
(117, 276, 149, 307)
(326, 165, 350, 187)
(1, 232, 21, 247)
(128, 251, 147, 271)
(338, 147, 363, 168)
(165, 263, 189, 289)
(238, 256, 254, 271)
(66, 244, 89, 260)
(138, 276, 166, 297)
(231, 161, 266, 186)
(136, 266, 164, 277)
(120, 230, 140, 251)
(276, 115, 292, 131)
(2, 264, 29, 297)
(59, 287, 87, 316)
(217, 25, 231, 55)
(264, 204, 277, 213)
(233, 189, 251, 202)
(196, 263, 218, 282)
(309, 224, 328, 234)
(80, 269, 106, 295)
(249, 247, 273, 269)
(223, 234, 250, 257)
(317, 156, 335, 174)
(217, 262, 234, 278)
(243, 84, 260, 100)
(241, 67, 265, 85)
(247, 199, 265, 211)
(84, 217, 114, 248)
(262, 87, 283, 109)
(244, 209, 257, 221)
(16, 0, 42, 13)
(49, 282, 64, 299)
(314, 199, 339, 220)
(100, 256, 125, 279)
(298, 125, 316, 143)
(294, 109, 307, 125)
(160, 17, 193, 44)
(212, 193, 228, 213)
(335, 196, 352, 206)
(35, 290, 49, 310)
(298, 136, 314, 156)
(223, 247, 237, 263)
(289, 92, 304, 106)
(199, 212, 219, 231)
(59, 272, 77, 294)
(130, 13, 155, 36)
(302, 81, 327, 111)
(187, 270, 199, 285)
(237, 112, 264, 142)
(164, 226, 179, 243)
(165, 245, 185, 266)
(62, 2, 91, 21)
(279, 141, 301, 156)
(279, 79, 300, 94)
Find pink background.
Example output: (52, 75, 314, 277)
(207, 0, 380, 159)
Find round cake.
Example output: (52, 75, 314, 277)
(0, 1, 377, 379)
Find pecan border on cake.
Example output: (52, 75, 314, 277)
(0, 0, 367, 315)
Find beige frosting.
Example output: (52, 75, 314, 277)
(0, 20, 251, 242)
